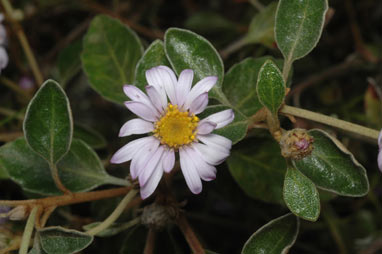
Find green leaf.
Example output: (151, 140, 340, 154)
(256, 60, 285, 115)
(199, 105, 248, 144)
(39, 227, 93, 254)
(242, 213, 299, 254)
(275, 0, 328, 62)
(23, 79, 73, 164)
(82, 15, 144, 104)
(227, 137, 286, 204)
(134, 40, 170, 90)
(223, 56, 287, 117)
(58, 40, 82, 87)
(293, 129, 369, 197)
(164, 28, 227, 104)
(73, 124, 107, 149)
(0, 138, 128, 195)
(283, 167, 320, 221)
(244, 2, 277, 47)
(0, 161, 9, 179)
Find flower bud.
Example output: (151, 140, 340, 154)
(279, 128, 314, 160)
(8, 205, 28, 221)
(141, 203, 172, 230)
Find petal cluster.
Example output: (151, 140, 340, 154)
(111, 66, 234, 199)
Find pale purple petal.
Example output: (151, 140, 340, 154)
(189, 92, 208, 115)
(119, 118, 154, 137)
(146, 85, 166, 112)
(185, 146, 216, 181)
(162, 149, 175, 173)
(179, 147, 202, 194)
(124, 101, 158, 122)
(198, 134, 232, 153)
(145, 67, 168, 108)
(200, 109, 234, 129)
(176, 69, 194, 107)
(139, 145, 165, 186)
(193, 142, 230, 165)
(130, 138, 160, 179)
(378, 129, 382, 149)
(123, 85, 156, 110)
(157, 66, 178, 105)
(184, 76, 217, 109)
(196, 121, 217, 135)
(110, 136, 155, 164)
(379, 149, 382, 173)
(140, 163, 163, 199)
(0, 47, 8, 71)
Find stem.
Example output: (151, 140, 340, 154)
(1, 77, 31, 100)
(280, 105, 379, 142)
(0, 187, 132, 208)
(143, 228, 156, 254)
(0, 107, 24, 120)
(322, 205, 347, 254)
(282, 58, 292, 82)
(18, 206, 39, 254)
(220, 37, 248, 59)
(176, 214, 205, 254)
(86, 189, 138, 236)
(249, 0, 264, 11)
(49, 163, 71, 195)
(1, 0, 44, 85)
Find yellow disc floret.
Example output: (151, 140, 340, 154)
(153, 104, 199, 148)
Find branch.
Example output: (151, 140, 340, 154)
(176, 213, 205, 254)
(0, 187, 132, 208)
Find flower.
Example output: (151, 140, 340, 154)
(111, 66, 234, 199)
(378, 129, 382, 172)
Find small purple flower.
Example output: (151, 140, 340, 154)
(378, 129, 382, 172)
(111, 66, 234, 199)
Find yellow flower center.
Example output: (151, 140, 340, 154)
(153, 104, 199, 148)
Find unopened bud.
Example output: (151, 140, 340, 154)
(141, 203, 172, 230)
(8, 205, 28, 221)
(279, 128, 314, 160)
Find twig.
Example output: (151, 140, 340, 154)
(86, 189, 138, 236)
(249, 0, 264, 11)
(44, 18, 91, 63)
(82, 0, 163, 39)
(0, 187, 132, 208)
(143, 228, 156, 254)
(176, 213, 205, 254)
(322, 205, 347, 254)
(280, 105, 379, 142)
(1, 77, 31, 100)
(287, 55, 362, 106)
(0, 131, 23, 142)
(1, 0, 44, 85)
(344, 0, 378, 63)
(220, 37, 248, 59)
(18, 206, 39, 254)
(0, 107, 24, 120)
(49, 163, 71, 195)
(0, 237, 22, 254)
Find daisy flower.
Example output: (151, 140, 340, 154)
(111, 65, 234, 199)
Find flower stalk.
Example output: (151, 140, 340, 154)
(280, 105, 379, 142)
